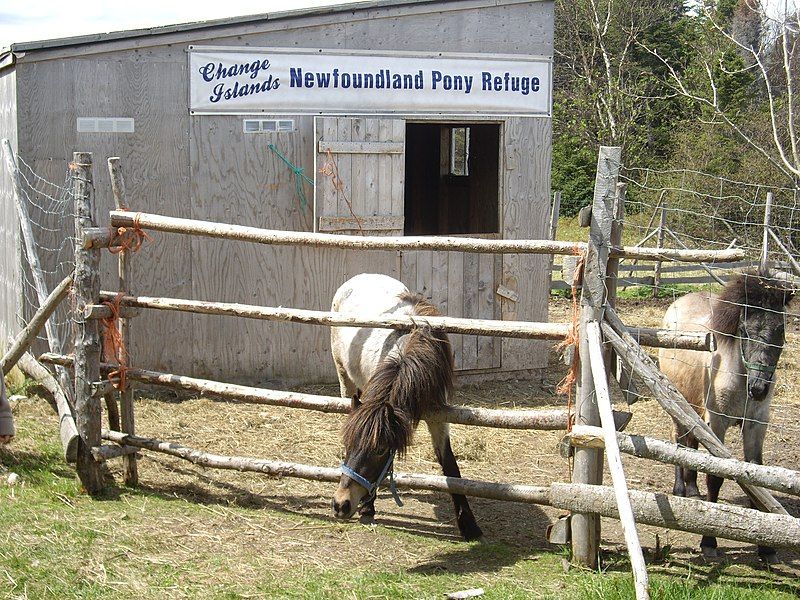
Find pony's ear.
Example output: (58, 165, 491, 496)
(351, 389, 362, 411)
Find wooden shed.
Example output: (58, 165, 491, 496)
(0, 0, 554, 385)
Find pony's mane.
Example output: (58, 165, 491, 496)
(342, 293, 453, 457)
(399, 291, 441, 317)
(710, 271, 794, 335)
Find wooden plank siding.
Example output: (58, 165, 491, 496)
(0, 68, 20, 349)
(3, 0, 554, 384)
(8, 1, 553, 62)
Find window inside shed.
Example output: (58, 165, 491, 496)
(404, 123, 499, 235)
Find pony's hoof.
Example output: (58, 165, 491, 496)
(758, 551, 779, 566)
(0, 435, 12, 445)
(358, 513, 376, 525)
(461, 527, 484, 542)
(701, 547, 722, 561)
(474, 535, 489, 545)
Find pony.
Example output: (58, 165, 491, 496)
(329, 273, 483, 541)
(659, 271, 794, 562)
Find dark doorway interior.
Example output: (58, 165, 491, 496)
(404, 123, 500, 235)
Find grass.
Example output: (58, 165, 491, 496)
(2, 389, 799, 599)
(614, 283, 719, 300)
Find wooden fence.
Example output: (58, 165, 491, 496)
(551, 260, 762, 290)
(5, 146, 800, 600)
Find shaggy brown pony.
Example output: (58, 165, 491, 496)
(659, 271, 793, 562)
(330, 274, 482, 541)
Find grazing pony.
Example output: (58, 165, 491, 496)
(659, 271, 793, 561)
(330, 273, 483, 541)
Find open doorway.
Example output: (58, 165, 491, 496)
(404, 123, 500, 235)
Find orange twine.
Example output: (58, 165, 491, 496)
(555, 245, 586, 432)
(319, 149, 364, 234)
(100, 292, 129, 392)
(109, 210, 152, 254)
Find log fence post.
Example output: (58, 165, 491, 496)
(107, 157, 138, 486)
(72, 152, 104, 494)
(570, 145, 621, 568)
(652, 201, 668, 297)
(760, 191, 774, 275)
(605, 183, 639, 402)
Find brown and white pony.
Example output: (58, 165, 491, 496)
(330, 273, 483, 541)
(659, 271, 794, 561)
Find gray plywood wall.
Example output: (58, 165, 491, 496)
(7, 0, 553, 384)
(0, 68, 19, 349)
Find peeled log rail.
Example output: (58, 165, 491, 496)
(15, 351, 78, 463)
(40, 353, 630, 431)
(549, 483, 800, 551)
(109, 210, 745, 263)
(622, 326, 713, 353)
(101, 430, 800, 550)
(90, 292, 713, 351)
(567, 425, 800, 497)
(92, 293, 569, 340)
(586, 323, 649, 600)
(102, 429, 554, 503)
(1, 274, 73, 375)
(91, 443, 139, 462)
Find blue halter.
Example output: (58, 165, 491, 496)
(340, 451, 403, 507)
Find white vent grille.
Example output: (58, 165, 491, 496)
(243, 119, 295, 133)
(77, 117, 135, 133)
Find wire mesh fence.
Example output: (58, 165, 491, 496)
(13, 153, 76, 358)
(604, 163, 800, 455)
(619, 165, 799, 277)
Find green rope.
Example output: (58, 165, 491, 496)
(268, 144, 313, 210)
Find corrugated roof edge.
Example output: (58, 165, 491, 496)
(2, 0, 452, 54)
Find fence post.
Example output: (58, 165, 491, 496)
(760, 191, 773, 274)
(548, 191, 562, 288)
(108, 157, 139, 486)
(652, 201, 667, 298)
(549, 191, 561, 241)
(72, 152, 104, 494)
(605, 183, 638, 402)
(571, 146, 621, 568)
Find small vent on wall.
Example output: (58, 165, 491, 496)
(77, 117, 135, 133)
(243, 119, 295, 133)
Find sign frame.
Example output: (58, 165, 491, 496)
(188, 46, 553, 118)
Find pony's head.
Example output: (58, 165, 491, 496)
(711, 272, 795, 401)
(332, 389, 412, 519)
(332, 324, 453, 520)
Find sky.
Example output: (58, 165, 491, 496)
(0, 0, 346, 47)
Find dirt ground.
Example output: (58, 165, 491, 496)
(78, 295, 800, 580)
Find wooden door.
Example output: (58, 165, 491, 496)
(401, 248, 502, 372)
(314, 117, 406, 235)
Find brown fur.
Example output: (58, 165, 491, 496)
(710, 271, 794, 336)
(341, 295, 453, 458)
